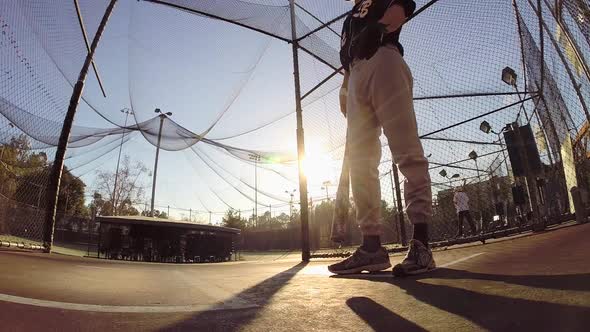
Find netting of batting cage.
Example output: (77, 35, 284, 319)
(1, 0, 589, 260)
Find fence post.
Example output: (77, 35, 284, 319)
(43, 0, 118, 253)
(289, 0, 310, 262)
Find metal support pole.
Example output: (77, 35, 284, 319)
(474, 159, 483, 233)
(392, 163, 407, 246)
(73, 0, 107, 97)
(37, 187, 42, 208)
(290, 194, 294, 222)
(255, 157, 258, 227)
(538, 0, 545, 92)
(98, 221, 102, 259)
(269, 204, 272, 219)
(389, 170, 396, 208)
(531, 100, 555, 166)
(112, 109, 132, 215)
(43, 0, 117, 253)
(513, 0, 529, 94)
(514, 85, 531, 123)
(248, 152, 261, 227)
(189, 208, 192, 222)
(86, 215, 92, 257)
(150, 114, 166, 217)
(497, 134, 511, 177)
(289, 0, 310, 262)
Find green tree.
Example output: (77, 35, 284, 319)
(94, 155, 148, 216)
(0, 135, 86, 216)
(116, 198, 140, 216)
(273, 212, 291, 228)
(222, 209, 247, 229)
(14, 165, 86, 216)
(89, 192, 108, 217)
(140, 209, 168, 219)
(0, 135, 48, 198)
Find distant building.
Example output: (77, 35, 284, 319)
(97, 216, 240, 263)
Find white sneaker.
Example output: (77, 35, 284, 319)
(392, 240, 436, 276)
(328, 247, 391, 275)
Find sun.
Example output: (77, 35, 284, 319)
(301, 145, 334, 186)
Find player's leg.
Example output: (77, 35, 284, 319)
(369, 46, 435, 276)
(328, 58, 390, 275)
(456, 212, 465, 238)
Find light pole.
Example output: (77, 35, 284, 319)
(438, 169, 461, 189)
(248, 153, 261, 227)
(285, 189, 296, 222)
(150, 108, 172, 217)
(502, 66, 530, 122)
(469, 150, 481, 182)
(321, 180, 331, 201)
(42, 0, 118, 253)
(112, 108, 133, 215)
(268, 204, 272, 228)
(480, 120, 511, 178)
(469, 150, 484, 232)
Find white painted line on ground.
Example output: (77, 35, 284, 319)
(438, 253, 486, 268)
(0, 293, 257, 313)
(76, 265, 120, 270)
(333, 252, 486, 279)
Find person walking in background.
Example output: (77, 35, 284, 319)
(454, 187, 476, 237)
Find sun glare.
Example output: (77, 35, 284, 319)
(301, 145, 334, 186)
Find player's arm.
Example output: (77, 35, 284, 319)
(380, 0, 416, 31)
(379, 4, 409, 32)
(339, 71, 350, 117)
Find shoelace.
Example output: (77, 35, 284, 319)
(345, 249, 365, 267)
(404, 240, 419, 262)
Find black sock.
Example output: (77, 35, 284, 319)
(413, 223, 429, 248)
(360, 235, 381, 252)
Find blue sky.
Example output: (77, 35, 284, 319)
(3, 0, 578, 224)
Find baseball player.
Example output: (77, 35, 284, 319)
(328, 0, 435, 276)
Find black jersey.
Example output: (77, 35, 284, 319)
(340, 0, 416, 71)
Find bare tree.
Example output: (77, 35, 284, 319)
(94, 155, 148, 216)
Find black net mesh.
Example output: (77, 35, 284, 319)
(1, 0, 589, 260)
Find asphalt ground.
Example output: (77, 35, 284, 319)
(1, 222, 588, 331)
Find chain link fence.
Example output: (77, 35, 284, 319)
(1, 0, 589, 259)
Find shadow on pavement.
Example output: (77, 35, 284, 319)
(423, 268, 590, 292)
(160, 261, 308, 331)
(339, 268, 590, 331)
(346, 297, 427, 332)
